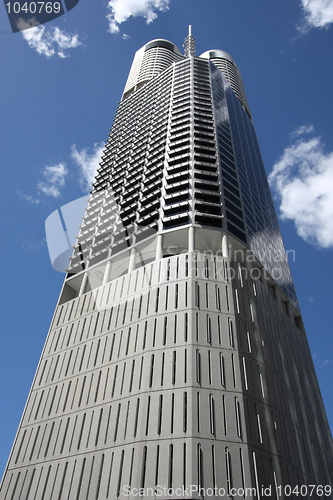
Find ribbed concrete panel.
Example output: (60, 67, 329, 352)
(2, 250, 332, 499)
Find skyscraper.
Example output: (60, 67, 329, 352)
(1, 29, 332, 499)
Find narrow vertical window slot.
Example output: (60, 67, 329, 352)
(235, 397, 242, 438)
(235, 289, 240, 314)
(256, 406, 263, 443)
(146, 290, 150, 315)
(134, 324, 139, 353)
(86, 411, 94, 448)
(183, 443, 186, 489)
(130, 298, 135, 322)
(252, 451, 261, 500)
(168, 444, 173, 490)
(225, 447, 234, 496)
(114, 403, 121, 442)
(172, 351, 176, 385)
(231, 354, 237, 387)
(129, 360, 135, 393)
(259, 371, 265, 398)
(95, 408, 103, 446)
(196, 350, 201, 385)
(228, 318, 234, 347)
(208, 350, 212, 385)
(117, 330, 123, 358)
(120, 364, 126, 395)
(102, 337, 108, 365)
(145, 396, 151, 436)
(157, 395, 163, 435)
(116, 450, 124, 498)
(111, 365, 118, 398)
(209, 394, 215, 435)
(77, 414, 86, 450)
(161, 352, 165, 386)
(102, 370, 110, 403)
(184, 313, 188, 342)
(246, 330, 252, 353)
(195, 282, 200, 308)
(197, 443, 203, 489)
(134, 399, 140, 438)
(141, 446, 147, 490)
(197, 392, 200, 433)
(76, 458, 86, 500)
(217, 316, 222, 345)
(138, 294, 143, 318)
(204, 257, 209, 278)
(109, 334, 115, 362)
(142, 321, 148, 350)
(183, 392, 188, 432)
(107, 307, 113, 331)
(171, 393, 175, 434)
(128, 448, 134, 490)
(184, 349, 187, 383)
(125, 327, 131, 356)
(212, 445, 216, 490)
(207, 315, 212, 344)
(242, 357, 248, 391)
(149, 354, 155, 388)
(155, 288, 160, 313)
(138, 357, 144, 390)
(222, 395, 227, 435)
(216, 285, 221, 311)
(238, 264, 244, 287)
(124, 401, 130, 439)
(163, 317, 167, 346)
(106, 452, 114, 498)
(95, 454, 105, 500)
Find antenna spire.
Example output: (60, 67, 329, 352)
(184, 25, 195, 57)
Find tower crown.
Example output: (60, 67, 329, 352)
(122, 38, 182, 99)
(200, 49, 251, 119)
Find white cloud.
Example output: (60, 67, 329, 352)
(38, 163, 67, 198)
(269, 126, 333, 249)
(20, 22, 81, 58)
(17, 189, 40, 204)
(106, 0, 170, 34)
(299, 0, 333, 29)
(290, 124, 315, 139)
(71, 143, 105, 191)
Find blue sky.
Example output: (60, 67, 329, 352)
(1, 0, 333, 477)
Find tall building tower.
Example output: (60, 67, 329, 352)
(1, 29, 332, 500)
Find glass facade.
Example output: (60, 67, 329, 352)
(211, 64, 298, 309)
